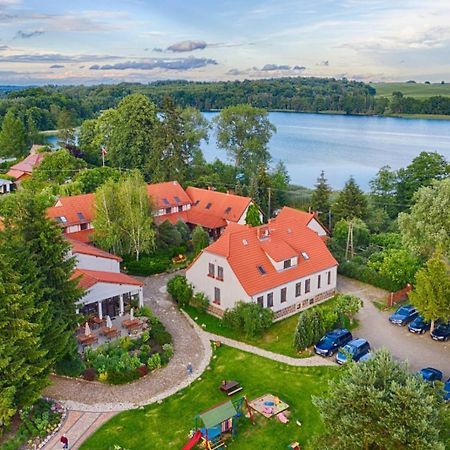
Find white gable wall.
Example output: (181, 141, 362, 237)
(186, 251, 250, 311)
(75, 253, 120, 273)
(307, 217, 328, 236)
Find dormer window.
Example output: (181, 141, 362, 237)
(283, 259, 291, 269)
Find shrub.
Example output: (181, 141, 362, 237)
(190, 292, 209, 312)
(98, 372, 108, 382)
(162, 343, 174, 360)
(54, 354, 85, 377)
(136, 306, 160, 325)
(107, 370, 140, 385)
(167, 275, 193, 307)
(152, 326, 172, 346)
(123, 254, 171, 276)
(192, 225, 209, 255)
(147, 353, 162, 371)
(223, 301, 274, 337)
(83, 367, 97, 381)
(118, 336, 133, 351)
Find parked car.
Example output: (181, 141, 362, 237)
(417, 367, 443, 382)
(388, 304, 418, 326)
(314, 329, 353, 357)
(444, 379, 450, 401)
(358, 352, 374, 363)
(336, 338, 371, 365)
(408, 315, 431, 334)
(430, 322, 450, 341)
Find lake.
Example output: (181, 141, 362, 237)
(46, 112, 450, 190)
(202, 112, 450, 190)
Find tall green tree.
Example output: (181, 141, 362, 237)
(0, 252, 47, 431)
(106, 95, 159, 175)
(313, 349, 449, 450)
(310, 170, 332, 223)
(369, 165, 398, 218)
(396, 151, 450, 210)
(192, 225, 209, 256)
(398, 178, 450, 258)
(0, 110, 28, 158)
(332, 176, 367, 223)
(94, 171, 155, 260)
(214, 104, 276, 181)
(270, 160, 290, 212)
(245, 203, 262, 226)
(2, 192, 82, 370)
(409, 250, 450, 331)
(57, 109, 76, 148)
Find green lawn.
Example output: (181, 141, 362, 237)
(184, 296, 356, 359)
(372, 82, 450, 98)
(80, 346, 337, 450)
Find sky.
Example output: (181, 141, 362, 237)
(0, 0, 450, 85)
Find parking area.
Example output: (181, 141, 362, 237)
(338, 276, 450, 377)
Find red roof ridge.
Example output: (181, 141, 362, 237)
(72, 268, 143, 289)
(67, 237, 122, 261)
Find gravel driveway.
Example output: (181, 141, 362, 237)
(338, 276, 450, 378)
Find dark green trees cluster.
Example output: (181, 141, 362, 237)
(0, 192, 82, 431)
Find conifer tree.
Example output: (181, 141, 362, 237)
(310, 170, 332, 223)
(3, 192, 82, 366)
(332, 176, 367, 223)
(0, 253, 47, 431)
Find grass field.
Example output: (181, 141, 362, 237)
(372, 82, 450, 98)
(183, 297, 357, 359)
(80, 346, 337, 450)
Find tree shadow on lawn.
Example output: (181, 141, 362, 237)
(80, 345, 337, 450)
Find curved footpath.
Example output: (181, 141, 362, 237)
(44, 272, 334, 449)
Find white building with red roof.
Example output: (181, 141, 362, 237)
(186, 207, 337, 320)
(68, 238, 143, 319)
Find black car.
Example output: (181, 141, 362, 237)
(417, 367, 443, 382)
(430, 322, 450, 341)
(408, 315, 431, 334)
(314, 329, 353, 357)
(388, 304, 418, 326)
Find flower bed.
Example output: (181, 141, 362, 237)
(0, 398, 66, 450)
(81, 307, 173, 385)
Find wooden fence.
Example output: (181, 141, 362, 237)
(386, 284, 413, 307)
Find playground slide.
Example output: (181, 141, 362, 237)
(181, 430, 203, 450)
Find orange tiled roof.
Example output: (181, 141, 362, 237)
(186, 208, 227, 229)
(185, 187, 253, 227)
(66, 228, 94, 243)
(204, 207, 337, 296)
(47, 193, 95, 227)
(68, 237, 122, 261)
(147, 181, 191, 210)
(6, 151, 46, 179)
(154, 210, 188, 225)
(72, 268, 143, 290)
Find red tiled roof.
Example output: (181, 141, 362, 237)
(6, 151, 46, 179)
(66, 228, 94, 243)
(47, 193, 95, 227)
(154, 210, 188, 225)
(186, 209, 227, 229)
(203, 207, 336, 296)
(68, 237, 122, 261)
(273, 207, 315, 227)
(147, 181, 191, 210)
(185, 187, 253, 228)
(72, 268, 143, 290)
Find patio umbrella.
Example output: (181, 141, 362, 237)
(84, 321, 91, 336)
(130, 307, 134, 320)
(106, 315, 113, 329)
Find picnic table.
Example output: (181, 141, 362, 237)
(122, 318, 143, 332)
(90, 317, 105, 329)
(219, 380, 243, 396)
(99, 326, 120, 338)
(77, 334, 98, 346)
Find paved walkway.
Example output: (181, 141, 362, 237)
(338, 275, 450, 376)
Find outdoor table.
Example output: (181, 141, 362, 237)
(99, 326, 120, 338)
(122, 319, 143, 331)
(77, 334, 98, 346)
(90, 317, 105, 329)
(220, 380, 242, 396)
